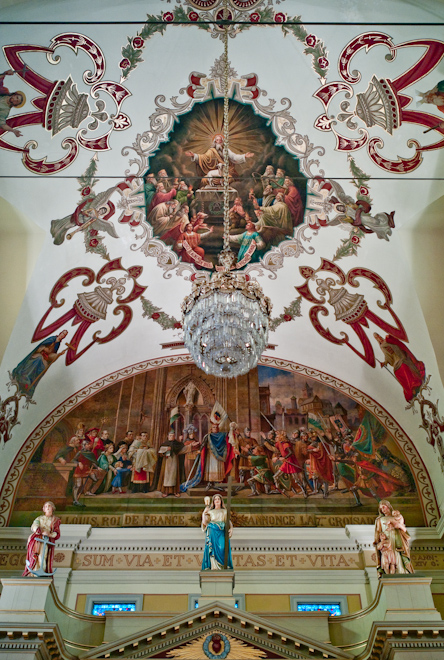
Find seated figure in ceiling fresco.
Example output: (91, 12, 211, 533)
(23, 501, 60, 578)
(157, 169, 178, 193)
(148, 200, 182, 237)
(185, 134, 254, 188)
(274, 176, 304, 227)
(251, 191, 293, 246)
(201, 494, 233, 571)
(148, 180, 177, 214)
(374, 500, 414, 576)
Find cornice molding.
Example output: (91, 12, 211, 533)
(1, 525, 443, 556)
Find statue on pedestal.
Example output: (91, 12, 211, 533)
(23, 501, 60, 577)
(201, 494, 233, 571)
(374, 499, 414, 576)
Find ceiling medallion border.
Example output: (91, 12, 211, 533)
(0, 354, 438, 528)
(123, 67, 324, 280)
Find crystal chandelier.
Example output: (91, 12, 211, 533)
(182, 1, 272, 378)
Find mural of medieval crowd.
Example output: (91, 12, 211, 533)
(141, 99, 307, 269)
(13, 365, 417, 513)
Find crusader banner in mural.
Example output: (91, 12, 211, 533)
(11, 364, 424, 528)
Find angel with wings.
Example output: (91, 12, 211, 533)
(50, 185, 120, 246)
(327, 180, 395, 241)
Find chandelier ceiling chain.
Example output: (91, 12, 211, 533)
(222, 3, 230, 257)
(181, 0, 272, 379)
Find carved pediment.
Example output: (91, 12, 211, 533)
(82, 601, 351, 660)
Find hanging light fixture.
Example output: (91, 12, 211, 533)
(182, 0, 271, 378)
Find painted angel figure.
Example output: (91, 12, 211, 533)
(50, 185, 119, 245)
(327, 181, 395, 240)
(23, 501, 61, 577)
(201, 494, 233, 571)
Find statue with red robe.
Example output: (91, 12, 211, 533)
(23, 501, 60, 577)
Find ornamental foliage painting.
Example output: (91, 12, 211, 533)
(0, 0, 444, 529)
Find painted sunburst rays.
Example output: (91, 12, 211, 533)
(183, 99, 264, 157)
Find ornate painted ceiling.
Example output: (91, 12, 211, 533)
(0, 0, 443, 528)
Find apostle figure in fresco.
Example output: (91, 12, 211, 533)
(10, 330, 69, 400)
(148, 181, 177, 214)
(157, 169, 178, 193)
(149, 200, 183, 237)
(185, 134, 254, 186)
(251, 192, 293, 246)
(143, 173, 157, 215)
(176, 180, 195, 207)
(276, 177, 304, 226)
(374, 333, 426, 402)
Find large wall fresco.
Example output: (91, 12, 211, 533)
(10, 363, 427, 528)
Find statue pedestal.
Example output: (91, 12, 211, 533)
(0, 578, 53, 623)
(380, 574, 441, 621)
(199, 570, 236, 607)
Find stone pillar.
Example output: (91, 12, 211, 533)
(152, 367, 167, 450)
(52, 567, 72, 602)
(199, 571, 236, 607)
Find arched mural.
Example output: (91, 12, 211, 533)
(6, 357, 438, 529)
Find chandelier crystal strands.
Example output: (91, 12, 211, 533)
(182, 2, 272, 378)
